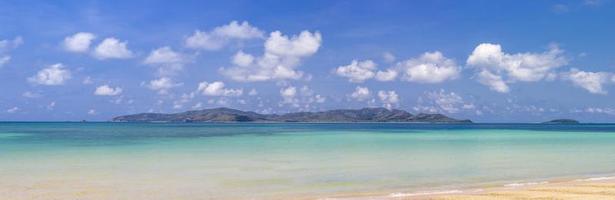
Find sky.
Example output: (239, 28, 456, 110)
(1, 0, 615, 122)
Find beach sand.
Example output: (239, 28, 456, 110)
(312, 178, 615, 200)
(3, 178, 615, 199)
(429, 179, 615, 200)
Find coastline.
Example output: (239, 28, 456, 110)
(4, 175, 615, 200)
(317, 175, 615, 200)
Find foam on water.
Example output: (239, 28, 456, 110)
(577, 176, 615, 181)
(504, 181, 549, 187)
(388, 190, 464, 197)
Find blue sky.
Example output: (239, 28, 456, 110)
(1, 0, 615, 122)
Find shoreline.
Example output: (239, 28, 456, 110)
(317, 175, 615, 200)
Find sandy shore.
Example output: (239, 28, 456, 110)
(431, 179, 615, 200)
(316, 177, 615, 200)
(3, 177, 615, 200)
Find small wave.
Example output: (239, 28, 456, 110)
(504, 181, 548, 187)
(577, 176, 615, 181)
(388, 190, 463, 197)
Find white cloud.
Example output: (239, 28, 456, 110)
(63, 32, 96, 53)
(350, 86, 371, 101)
(378, 90, 399, 109)
(383, 52, 396, 63)
(335, 60, 377, 83)
(28, 63, 71, 85)
(373, 51, 459, 83)
(6, 107, 19, 113)
(375, 69, 398, 81)
(197, 81, 243, 96)
(93, 38, 133, 59)
(173, 92, 196, 109)
(397, 51, 459, 83)
(147, 77, 182, 94)
(264, 31, 322, 57)
(88, 109, 97, 115)
(467, 43, 567, 92)
(562, 68, 612, 94)
(278, 85, 325, 109)
(221, 30, 322, 82)
(0, 36, 22, 67)
(144, 46, 186, 64)
(583, 107, 615, 115)
(477, 70, 510, 93)
(0, 56, 10, 67)
(414, 89, 475, 114)
(144, 46, 190, 76)
(0, 36, 23, 51)
(94, 85, 123, 96)
(232, 51, 255, 67)
(280, 86, 297, 103)
(185, 21, 264, 50)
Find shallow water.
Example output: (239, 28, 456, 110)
(1, 122, 615, 199)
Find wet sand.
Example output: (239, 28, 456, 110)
(3, 178, 615, 200)
(431, 179, 615, 200)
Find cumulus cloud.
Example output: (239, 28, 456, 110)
(350, 86, 371, 101)
(280, 86, 297, 103)
(279, 85, 325, 109)
(221, 30, 322, 82)
(147, 77, 182, 94)
(93, 38, 133, 59)
(63, 32, 96, 53)
(371, 51, 459, 83)
(397, 51, 459, 83)
(0, 36, 22, 67)
(335, 60, 377, 82)
(28, 63, 71, 85)
(467, 43, 567, 92)
(414, 89, 476, 114)
(562, 68, 612, 94)
(477, 70, 510, 93)
(185, 21, 264, 50)
(94, 85, 123, 96)
(383, 52, 396, 63)
(378, 90, 399, 109)
(196, 81, 243, 96)
(232, 51, 255, 67)
(375, 69, 398, 81)
(144, 46, 190, 76)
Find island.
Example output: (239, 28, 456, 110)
(113, 107, 472, 123)
(542, 119, 580, 124)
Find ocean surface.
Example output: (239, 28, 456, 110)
(2, 122, 615, 199)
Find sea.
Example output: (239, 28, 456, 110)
(1, 122, 615, 199)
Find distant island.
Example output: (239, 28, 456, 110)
(542, 119, 580, 124)
(112, 107, 472, 123)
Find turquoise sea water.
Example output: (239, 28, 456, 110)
(2, 122, 615, 199)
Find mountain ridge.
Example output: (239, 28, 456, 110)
(112, 107, 472, 123)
